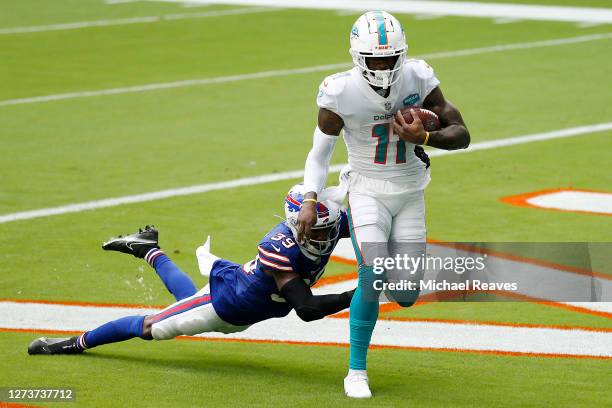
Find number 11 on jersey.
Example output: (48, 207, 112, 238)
(372, 123, 407, 165)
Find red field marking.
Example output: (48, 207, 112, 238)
(0, 403, 43, 408)
(3, 326, 608, 361)
(501, 187, 612, 216)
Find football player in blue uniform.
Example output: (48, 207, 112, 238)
(27, 185, 354, 355)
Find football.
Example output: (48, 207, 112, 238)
(399, 107, 441, 131)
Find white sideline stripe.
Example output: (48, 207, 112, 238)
(1, 301, 610, 356)
(156, 0, 612, 23)
(427, 123, 612, 157)
(105, 0, 141, 4)
(1, 122, 611, 225)
(0, 7, 280, 35)
(1, 32, 610, 107)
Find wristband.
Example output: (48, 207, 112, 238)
(423, 131, 430, 146)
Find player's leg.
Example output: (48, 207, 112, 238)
(27, 284, 248, 355)
(27, 313, 151, 355)
(149, 285, 249, 340)
(102, 225, 197, 301)
(143, 248, 197, 301)
(388, 189, 427, 307)
(345, 192, 391, 398)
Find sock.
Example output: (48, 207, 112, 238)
(79, 315, 147, 349)
(349, 265, 380, 370)
(134, 243, 159, 259)
(144, 249, 197, 301)
(348, 369, 367, 377)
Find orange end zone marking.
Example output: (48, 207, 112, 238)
(414, 290, 612, 319)
(501, 187, 612, 217)
(329, 255, 357, 266)
(330, 301, 402, 318)
(0, 403, 43, 408)
(427, 239, 612, 281)
(0, 297, 165, 309)
(374, 316, 612, 333)
(313, 271, 357, 287)
(2, 327, 608, 361)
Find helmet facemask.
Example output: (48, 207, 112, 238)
(303, 219, 340, 257)
(284, 184, 342, 259)
(350, 49, 406, 89)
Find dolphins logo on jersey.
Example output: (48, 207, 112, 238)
(403, 93, 420, 106)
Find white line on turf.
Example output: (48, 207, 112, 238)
(0, 7, 280, 35)
(155, 0, 612, 24)
(1, 300, 610, 356)
(1, 32, 610, 107)
(1, 122, 611, 225)
(105, 0, 141, 4)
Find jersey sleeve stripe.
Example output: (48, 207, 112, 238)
(259, 257, 293, 272)
(258, 246, 291, 263)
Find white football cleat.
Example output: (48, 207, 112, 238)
(344, 370, 372, 398)
(196, 235, 220, 277)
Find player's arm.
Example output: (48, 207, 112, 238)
(422, 87, 470, 149)
(268, 268, 354, 322)
(297, 108, 344, 243)
(394, 87, 470, 150)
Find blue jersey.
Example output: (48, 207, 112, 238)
(209, 211, 350, 326)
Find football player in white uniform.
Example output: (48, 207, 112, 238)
(296, 11, 470, 398)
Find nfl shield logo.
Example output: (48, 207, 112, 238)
(384, 101, 392, 111)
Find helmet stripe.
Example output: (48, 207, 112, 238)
(375, 11, 388, 46)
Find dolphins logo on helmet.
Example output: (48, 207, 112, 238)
(349, 11, 407, 89)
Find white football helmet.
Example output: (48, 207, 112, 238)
(349, 11, 408, 89)
(284, 184, 341, 257)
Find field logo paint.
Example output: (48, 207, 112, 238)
(501, 188, 612, 216)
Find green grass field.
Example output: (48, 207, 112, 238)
(1, 1, 611, 407)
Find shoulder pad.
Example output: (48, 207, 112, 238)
(318, 70, 351, 97)
(404, 59, 436, 81)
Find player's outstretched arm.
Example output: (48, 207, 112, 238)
(421, 87, 470, 150)
(267, 268, 354, 322)
(297, 108, 344, 243)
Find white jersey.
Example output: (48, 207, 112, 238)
(317, 59, 440, 189)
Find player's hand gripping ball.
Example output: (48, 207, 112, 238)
(399, 107, 441, 131)
(394, 107, 441, 145)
